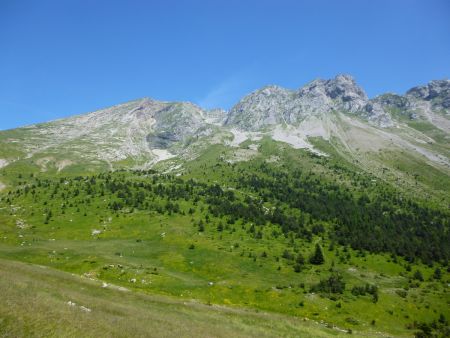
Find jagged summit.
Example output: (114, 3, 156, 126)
(225, 74, 394, 130)
(0, 74, 448, 173)
(224, 85, 294, 130)
(406, 79, 450, 110)
(407, 79, 450, 100)
(304, 74, 368, 112)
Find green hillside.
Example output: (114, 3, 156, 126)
(1, 140, 448, 337)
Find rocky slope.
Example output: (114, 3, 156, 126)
(225, 74, 393, 129)
(0, 75, 448, 178)
(0, 98, 219, 170)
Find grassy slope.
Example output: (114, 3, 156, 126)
(1, 140, 449, 337)
(0, 258, 340, 338)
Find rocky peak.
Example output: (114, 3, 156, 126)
(323, 74, 368, 111)
(372, 93, 408, 108)
(406, 79, 450, 109)
(226, 74, 393, 130)
(235, 85, 293, 105)
(406, 79, 450, 99)
(294, 74, 368, 113)
(225, 86, 294, 130)
(256, 85, 292, 97)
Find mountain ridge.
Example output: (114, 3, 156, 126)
(4, 74, 449, 131)
(0, 75, 449, 191)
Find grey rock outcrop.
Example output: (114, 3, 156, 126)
(226, 74, 393, 130)
(148, 102, 211, 149)
(407, 79, 450, 109)
(363, 102, 395, 127)
(319, 74, 368, 112)
(225, 85, 294, 130)
(3, 74, 448, 170)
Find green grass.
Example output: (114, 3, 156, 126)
(1, 258, 346, 338)
(0, 139, 449, 337)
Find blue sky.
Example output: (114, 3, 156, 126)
(1, 0, 449, 130)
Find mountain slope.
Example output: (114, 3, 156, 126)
(2, 258, 346, 338)
(0, 98, 220, 172)
(1, 75, 449, 206)
(1, 75, 449, 337)
(0, 147, 448, 337)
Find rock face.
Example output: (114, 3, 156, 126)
(372, 93, 408, 108)
(147, 102, 211, 149)
(226, 74, 394, 129)
(362, 102, 394, 127)
(7, 98, 217, 166)
(225, 85, 294, 130)
(0, 74, 448, 171)
(204, 108, 228, 125)
(366, 79, 450, 128)
(407, 79, 450, 109)
(314, 74, 368, 113)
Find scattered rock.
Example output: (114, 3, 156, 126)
(91, 229, 102, 236)
(80, 306, 91, 312)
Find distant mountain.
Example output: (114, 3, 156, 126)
(227, 75, 450, 131)
(0, 75, 449, 193)
(226, 74, 386, 129)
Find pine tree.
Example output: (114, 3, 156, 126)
(433, 268, 442, 280)
(413, 270, 424, 281)
(198, 220, 205, 232)
(310, 243, 325, 265)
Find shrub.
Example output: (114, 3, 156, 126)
(413, 270, 424, 281)
(311, 273, 345, 294)
(396, 289, 408, 298)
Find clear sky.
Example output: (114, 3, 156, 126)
(1, 0, 449, 130)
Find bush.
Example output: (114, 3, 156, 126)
(433, 268, 441, 280)
(311, 273, 345, 294)
(413, 270, 424, 281)
(282, 249, 294, 260)
(395, 289, 408, 298)
(351, 284, 378, 302)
